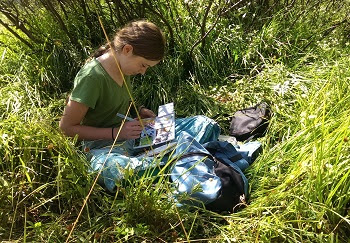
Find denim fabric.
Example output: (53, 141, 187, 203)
(86, 115, 220, 192)
(170, 132, 222, 204)
(175, 115, 220, 144)
(170, 132, 261, 205)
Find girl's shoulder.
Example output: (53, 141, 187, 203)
(74, 59, 111, 86)
(76, 58, 103, 78)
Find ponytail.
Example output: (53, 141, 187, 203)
(86, 42, 114, 63)
(93, 43, 112, 58)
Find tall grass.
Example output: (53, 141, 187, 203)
(1, 0, 349, 241)
(0, 52, 91, 240)
(220, 50, 350, 242)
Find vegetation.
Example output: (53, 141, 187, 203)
(0, 0, 349, 241)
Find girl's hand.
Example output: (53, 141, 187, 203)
(139, 107, 156, 119)
(116, 120, 143, 140)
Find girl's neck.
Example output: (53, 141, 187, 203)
(97, 51, 124, 86)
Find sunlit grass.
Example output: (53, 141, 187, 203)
(1, 1, 350, 242)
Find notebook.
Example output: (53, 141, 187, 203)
(133, 103, 175, 149)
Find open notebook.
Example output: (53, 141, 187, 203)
(133, 103, 175, 149)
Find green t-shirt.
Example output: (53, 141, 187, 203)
(70, 58, 132, 128)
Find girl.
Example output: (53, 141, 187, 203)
(59, 20, 165, 146)
(59, 20, 220, 192)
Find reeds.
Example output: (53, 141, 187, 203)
(0, 0, 349, 241)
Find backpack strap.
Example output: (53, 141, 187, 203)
(176, 151, 217, 163)
(228, 153, 244, 163)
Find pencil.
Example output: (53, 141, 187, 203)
(116, 113, 134, 121)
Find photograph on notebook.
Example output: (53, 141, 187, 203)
(133, 103, 175, 149)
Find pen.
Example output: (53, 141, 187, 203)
(116, 113, 134, 121)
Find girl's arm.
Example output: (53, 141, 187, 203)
(59, 100, 142, 140)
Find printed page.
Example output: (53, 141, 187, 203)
(133, 103, 175, 149)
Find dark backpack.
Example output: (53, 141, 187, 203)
(177, 151, 246, 212)
(170, 132, 262, 213)
(229, 102, 271, 141)
(206, 157, 246, 212)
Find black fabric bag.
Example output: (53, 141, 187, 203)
(177, 151, 246, 213)
(205, 156, 246, 212)
(229, 102, 271, 141)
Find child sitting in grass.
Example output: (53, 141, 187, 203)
(59, 20, 163, 145)
(59, 20, 220, 192)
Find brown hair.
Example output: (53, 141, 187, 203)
(92, 20, 166, 61)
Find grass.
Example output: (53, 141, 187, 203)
(1, 1, 350, 242)
(219, 52, 350, 242)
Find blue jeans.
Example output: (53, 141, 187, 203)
(84, 115, 220, 192)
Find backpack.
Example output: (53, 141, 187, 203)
(170, 132, 262, 213)
(175, 151, 245, 212)
(229, 102, 271, 141)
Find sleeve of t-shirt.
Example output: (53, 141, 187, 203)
(70, 74, 100, 109)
